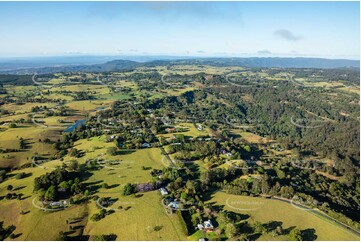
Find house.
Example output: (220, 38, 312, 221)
(204, 220, 214, 230)
(168, 127, 176, 132)
(167, 199, 180, 210)
(141, 143, 151, 148)
(197, 220, 214, 232)
(197, 125, 203, 131)
(162, 118, 172, 125)
(226, 152, 233, 157)
(197, 224, 205, 230)
(199, 238, 206, 241)
(58, 187, 66, 192)
(171, 142, 182, 146)
(159, 187, 168, 196)
(50, 201, 66, 207)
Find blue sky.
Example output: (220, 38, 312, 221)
(0, 1, 359, 59)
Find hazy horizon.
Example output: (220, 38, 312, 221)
(0, 54, 359, 62)
(0, 1, 359, 60)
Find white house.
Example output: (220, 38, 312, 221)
(197, 220, 214, 231)
(141, 143, 151, 148)
(50, 200, 66, 207)
(204, 220, 214, 230)
(159, 187, 168, 196)
(168, 200, 180, 210)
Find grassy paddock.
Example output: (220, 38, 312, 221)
(208, 192, 359, 241)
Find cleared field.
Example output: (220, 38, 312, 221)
(154, 65, 243, 75)
(0, 126, 60, 168)
(2, 102, 57, 114)
(208, 192, 359, 241)
(51, 84, 109, 94)
(239, 131, 271, 144)
(84, 191, 186, 240)
(0, 134, 186, 240)
(99, 92, 132, 100)
(0, 113, 30, 122)
(339, 86, 360, 94)
(38, 93, 74, 101)
(157, 123, 210, 140)
(0, 164, 82, 240)
(0, 198, 87, 240)
(65, 100, 113, 112)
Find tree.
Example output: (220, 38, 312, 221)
(123, 183, 136, 195)
(253, 221, 264, 234)
(6, 185, 13, 191)
(289, 228, 302, 241)
(180, 192, 187, 200)
(8, 123, 17, 128)
(19, 138, 26, 149)
(217, 210, 232, 227)
(261, 177, 270, 194)
(45, 185, 57, 201)
(191, 213, 202, 226)
(280, 186, 294, 199)
(102, 183, 109, 189)
(84, 190, 89, 197)
(243, 145, 251, 152)
(251, 178, 261, 194)
(59, 181, 70, 191)
(107, 147, 118, 156)
(15, 172, 26, 179)
(69, 160, 79, 171)
(226, 223, 238, 239)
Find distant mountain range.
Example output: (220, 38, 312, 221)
(0, 57, 359, 74)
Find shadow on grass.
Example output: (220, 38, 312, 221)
(13, 185, 26, 191)
(118, 149, 136, 155)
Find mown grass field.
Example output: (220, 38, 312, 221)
(207, 192, 359, 241)
(2, 102, 57, 114)
(84, 191, 186, 240)
(0, 126, 60, 168)
(239, 131, 271, 144)
(65, 100, 113, 112)
(157, 123, 210, 141)
(0, 164, 83, 240)
(0, 136, 185, 240)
